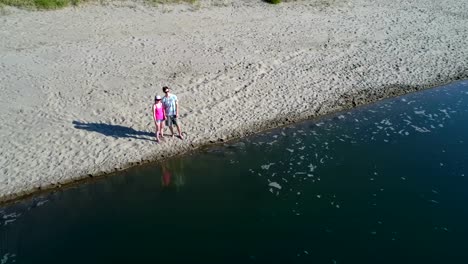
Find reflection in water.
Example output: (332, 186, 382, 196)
(161, 160, 186, 190)
(161, 164, 172, 187)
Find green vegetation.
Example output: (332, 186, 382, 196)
(0, 0, 82, 9)
(150, 0, 197, 4)
(264, 0, 281, 4)
(0, 0, 203, 10)
(0, 0, 287, 11)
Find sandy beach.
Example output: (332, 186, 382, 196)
(0, 0, 467, 203)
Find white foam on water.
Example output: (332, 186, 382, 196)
(286, 148, 294, 153)
(268, 182, 282, 189)
(411, 125, 431, 133)
(381, 119, 392, 126)
(308, 164, 317, 172)
(315, 122, 324, 127)
(440, 163, 444, 167)
(439, 109, 451, 118)
(266, 140, 278, 146)
(3, 219, 16, 226)
(438, 124, 444, 128)
(35, 199, 49, 207)
(401, 177, 406, 180)
(338, 115, 345, 119)
(1, 253, 16, 264)
(429, 200, 440, 204)
(2, 212, 21, 220)
(316, 195, 322, 198)
(261, 163, 275, 170)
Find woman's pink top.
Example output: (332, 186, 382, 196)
(154, 103, 164, 120)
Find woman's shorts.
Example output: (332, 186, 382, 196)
(165, 115, 178, 126)
(156, 119, 164, 124)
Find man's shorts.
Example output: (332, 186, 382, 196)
(165, 115, 178, 127)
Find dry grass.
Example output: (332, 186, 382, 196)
(0, 0, 201, 10)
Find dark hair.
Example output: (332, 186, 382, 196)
(162, 86, 169, 92)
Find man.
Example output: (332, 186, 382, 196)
(161, 86, 183, 139)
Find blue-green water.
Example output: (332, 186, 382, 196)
(1, 81, 468, 263)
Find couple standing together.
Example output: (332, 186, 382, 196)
(153, 86, 183, 142)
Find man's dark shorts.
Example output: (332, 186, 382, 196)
(165, 115, 178, 127)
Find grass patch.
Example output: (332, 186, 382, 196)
(0, 0, 83, 9)
(150, 0, 197, 4)
(264, 0, 281, 4)
(0, 0, 201, 10)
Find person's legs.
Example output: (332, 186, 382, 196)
(160, 121, 165, 138)
(169, 126, 175, 137)
(154, 122, 159, 140)
(156, 121, 161, 142)
(176, 124, 183, 139)
(171, 117, 183, 139)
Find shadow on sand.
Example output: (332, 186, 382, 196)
(73, 121, 155, 141)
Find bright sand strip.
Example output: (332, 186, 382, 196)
(0, 0, 467, 203)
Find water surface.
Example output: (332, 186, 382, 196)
(1, 81, 468, 263)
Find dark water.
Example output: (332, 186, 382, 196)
(1, 81, 468, 264)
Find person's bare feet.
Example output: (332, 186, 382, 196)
(179, 134, 184, 140)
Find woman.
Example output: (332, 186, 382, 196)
(153, 95, 166, 142)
